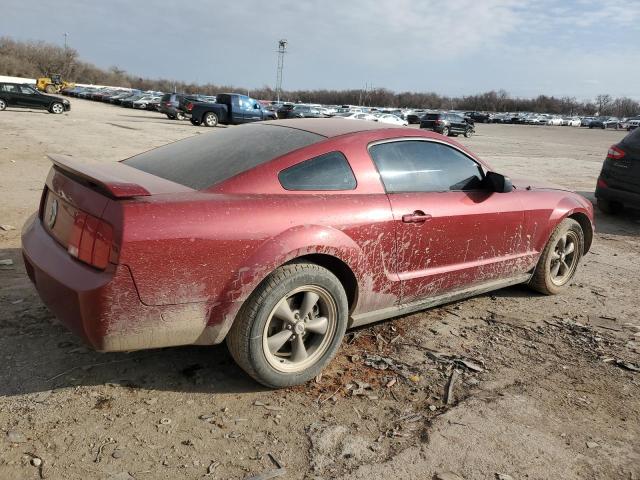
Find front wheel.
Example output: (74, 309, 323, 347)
(203, 112, 218, 127)
(464, 128, 473, 138)
(226, 262, 348, 388)
(441, 126, 450, 136)
(50, 102, 64, 114)
(529, 218, 584, 295)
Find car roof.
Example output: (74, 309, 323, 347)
(262, 118, 405, 138)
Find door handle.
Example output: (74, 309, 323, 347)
(401, 211, 432, 223)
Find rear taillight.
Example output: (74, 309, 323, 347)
(186, 102, 193, 111)
(597, 178, 608, 189)
(67, 211, 113, 270)
(607, 145, 625, 160)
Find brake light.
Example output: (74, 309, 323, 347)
(597, 178, 608, 189)
(67, 211, 113, 269)
(186, 102, 193, 111)
(607, 145, 625, 160)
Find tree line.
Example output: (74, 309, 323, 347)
(1, 36, 638, 117)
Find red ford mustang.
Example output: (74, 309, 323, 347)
(22, 119, 594, 387)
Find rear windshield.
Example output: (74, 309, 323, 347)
(123, 124, 325, 190)
(424, 114, 441, 120)
(622, 127, 640, 148)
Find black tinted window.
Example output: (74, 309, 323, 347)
(369, 140, 484, 193)
(425, 114, 441, 120)
(279, 152, 356, 191)
(124, 124, 324, 190)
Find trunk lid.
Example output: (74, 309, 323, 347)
(41, 155, 194, 269)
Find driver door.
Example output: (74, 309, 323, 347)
(369, 139, 530, 304)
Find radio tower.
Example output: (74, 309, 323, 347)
(276, 39, 287, 103)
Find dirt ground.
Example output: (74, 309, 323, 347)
(0, 101, 638, 480)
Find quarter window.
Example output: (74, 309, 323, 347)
(369, 140, 484, 193)
(279, 152, 357, 191)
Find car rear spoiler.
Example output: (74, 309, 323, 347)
(48, 154, 193, 198)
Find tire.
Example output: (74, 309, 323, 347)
(166, 114, 176, 120)
(597, 198, 623, 214)
(175, 112, 186, 121)
(441, 126, 450, 136)
(0, 99, 6, 111)
(226, 262, 348, 388)
(45, 85, 56, 94)
(464, 128, 473, 138)
(50, 102, 64, 114)
(203, 112, 218, 127)
(529, 218, 584, 295)
(190, 119, 200, 126)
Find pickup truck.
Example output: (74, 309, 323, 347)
(188, 93, 276, 127)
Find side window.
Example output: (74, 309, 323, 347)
(279, 152, 357, 191)
(369, 140, 484, 193)
(19, 86, 34, 95)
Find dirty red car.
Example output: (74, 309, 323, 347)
(22, 119, 594, 387)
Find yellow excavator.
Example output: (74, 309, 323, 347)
(36, 74, 75, 94)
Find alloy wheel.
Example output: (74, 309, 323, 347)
(51, 103, 64, 114)
(549, 231, 579, 286)
(262, 285, 337, 373)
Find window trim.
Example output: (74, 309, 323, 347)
(278, 150, 358, 192)
(367, 138, 487, 194)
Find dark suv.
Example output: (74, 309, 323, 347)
(596, 127, 640, 213)
(420, 112, 473, 137)
(158, 93, 202, 120)
(0, 82, 70, 114)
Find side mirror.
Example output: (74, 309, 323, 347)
(254, 104, 260, 109)
(485, 171, 513, 193)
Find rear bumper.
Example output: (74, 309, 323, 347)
(21, 214, 215, 351)
(596, 184, 640, 209)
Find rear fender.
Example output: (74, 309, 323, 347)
(203, 224, 366, 344)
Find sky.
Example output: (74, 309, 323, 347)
(2, 0, 639, 100)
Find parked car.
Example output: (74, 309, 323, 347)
(22, 119, 593, 388)
(278, 104, 326, 119)
(561, 117, 581, 127)
(158, 93, 202, 120)
(120, 94, 147, 108)
(188, 93, 277, 127)
(0, 82, 70, 114)
(376, 113, 408, 126)
(420, 112, 473, 137)
(133, 95, 161, 109)
(464, 112, 491, 123)
(595, 127, 640, 214)
(337, 112, 378, 121)
(546, 116, 563, 126)
(581, 117, 595, 127)
(406, 110, 427, 124)
(589, 117, 614, 129)
(627, 119, 640, 131)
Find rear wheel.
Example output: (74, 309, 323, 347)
(464, 128, 473, 138)
(45, 85, 57, 94)
(0, 99, 6, 111)
(203, 112, 218, 127)
(441, 126, 450, 136)
(50, 102, 64, 114)
(226, 262, 348, 388)
(597, 197, 623, 214)
(529, 218, 584, 295)
(176, 112, 186, 121)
